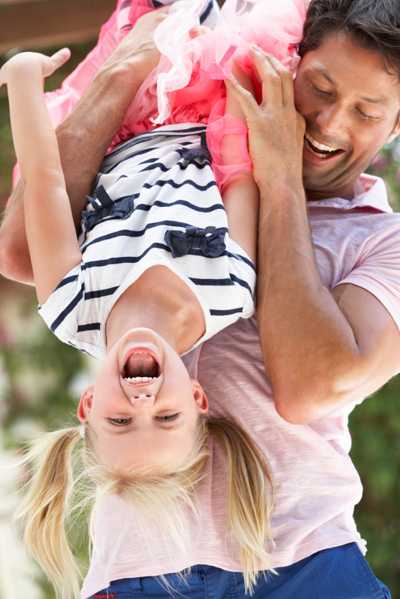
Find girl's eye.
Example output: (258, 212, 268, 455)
(156, 413, 180, 422)
(108, 417, 132, 426)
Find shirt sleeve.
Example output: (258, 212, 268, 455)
(37, 263, 84, 349)
(333, 222, 400, 331)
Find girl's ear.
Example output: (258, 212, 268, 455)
(76, 385, 95, 422)
(191, 379, 209, 414)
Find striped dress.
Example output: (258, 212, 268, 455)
(38, 124, 256, 359)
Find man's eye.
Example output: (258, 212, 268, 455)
(357, 109, 380, 121)
(108, 417, 132, 426)
(156, 413, 180, 422)
(313, 85, 332, 97)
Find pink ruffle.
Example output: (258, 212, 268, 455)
(115, 0, 306, 188)
(11, 0, 306, 193)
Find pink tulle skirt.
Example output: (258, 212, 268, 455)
(14, 0, 306, 189)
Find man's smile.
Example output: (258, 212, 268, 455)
(303, 133, 346, 168)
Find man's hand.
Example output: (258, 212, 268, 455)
(101, 8, 170, 83)
(226, 46, 305, 192)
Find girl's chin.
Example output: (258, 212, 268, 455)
(120, 328, 162, 348)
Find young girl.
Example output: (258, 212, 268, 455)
(1, 33, 265, 599)
(1, 1, 305, 597)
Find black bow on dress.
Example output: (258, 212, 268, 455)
(164, 226, 226, 258)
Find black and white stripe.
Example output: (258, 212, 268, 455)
(38, 124, 255, 359)
(118, 0, 220, 32)
(150, 0, 219, 26)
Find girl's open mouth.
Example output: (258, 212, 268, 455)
(121, 349, 161, 385)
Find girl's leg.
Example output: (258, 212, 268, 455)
(216, 69, 260, 264)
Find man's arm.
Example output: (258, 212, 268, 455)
(256, 180, 400, 423)
(0, 8, 168, 286)
(227, 47, 400, 423)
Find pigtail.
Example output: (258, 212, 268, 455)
(16, 417, 273, 599)
(16, 427, 83, 599)
(208, 417, 274, 594)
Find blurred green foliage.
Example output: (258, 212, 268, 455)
(0, 39, 400, 599)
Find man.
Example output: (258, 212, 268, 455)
(0, 0, 398, 596)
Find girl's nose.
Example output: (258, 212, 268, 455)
(129, 393, 155, 407)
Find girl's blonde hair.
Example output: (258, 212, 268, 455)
(17, 416, 273, 599)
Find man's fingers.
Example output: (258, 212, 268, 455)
(226, 74, 259, 121)
(250, 46, 295, 109)
(249, 45, 283, 108)
(264, 52, 295, 108)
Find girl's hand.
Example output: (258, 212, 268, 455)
(38, 47, 72, 78)
(0, 48, 71, 87)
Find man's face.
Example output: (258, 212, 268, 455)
(294, 31, 400, 199)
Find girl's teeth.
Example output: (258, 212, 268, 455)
(123, 376, 156, 383)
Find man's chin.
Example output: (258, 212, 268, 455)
(302, 158, 342, 192)
(302, 171, 336, 200)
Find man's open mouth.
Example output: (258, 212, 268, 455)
(304, 133, 345, 160)
(121, 350, 161, 385)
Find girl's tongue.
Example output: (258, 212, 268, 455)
(125, 352, 160, 378)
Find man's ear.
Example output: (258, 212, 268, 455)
(387, 111, 400, 144)
(191, 379, 209, 414)
(76, 385, 95, 423)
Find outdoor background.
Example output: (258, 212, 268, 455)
(0, 1, 399, 598)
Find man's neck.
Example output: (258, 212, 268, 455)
(305, 177, 365, 202)
(306, 187, 354, 201)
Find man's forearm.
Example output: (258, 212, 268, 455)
(0, 63, 144, 284)
(58, 65, 144, 225)
(256, 182, 361, 422)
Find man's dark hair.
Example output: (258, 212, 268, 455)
(299, 0, 400, 78)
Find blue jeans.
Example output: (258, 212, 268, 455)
(91, 543, 391, 598)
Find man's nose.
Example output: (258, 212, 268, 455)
(315, 103, 346, 137)
(128, 393, 156, 407)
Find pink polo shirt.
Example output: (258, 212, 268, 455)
(81, 175, 400, 598)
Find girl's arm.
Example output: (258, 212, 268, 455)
(0, 8, 170, 286)
(0, 50, 82, 304)
(221, 67, 259, 264)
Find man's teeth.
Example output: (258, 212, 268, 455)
(305, 134, 339, 153)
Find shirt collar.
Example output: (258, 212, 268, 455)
(306, 174, 393, 214)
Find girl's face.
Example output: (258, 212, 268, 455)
(77, 328, 208, 472)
